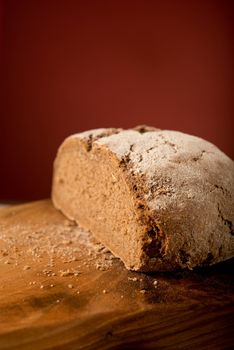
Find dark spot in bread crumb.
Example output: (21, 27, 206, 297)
(147, 228, 157, 239)
(179, 249, 190, 265)
(218, 246, 222, 256)
(145, 227, 162, 258)
(203, 253, 214, 265)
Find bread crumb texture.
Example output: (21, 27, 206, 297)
(52, 126, 234, 271)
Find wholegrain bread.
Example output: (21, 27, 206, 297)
(52, 126, 234, 271)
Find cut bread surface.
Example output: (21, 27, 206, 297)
(52, 133, 147, 270)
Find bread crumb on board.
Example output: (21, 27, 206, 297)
(0, 216, 117, 295)
(153, 280, 158, 288)
(128, 277, 138, 282)
(23, 265, 31, 270)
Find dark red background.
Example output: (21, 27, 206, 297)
(0, 0, 233, 201)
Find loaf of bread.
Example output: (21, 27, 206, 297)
(52, 126, 234, 271)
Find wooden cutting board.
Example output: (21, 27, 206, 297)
(0, 200, 233, 350)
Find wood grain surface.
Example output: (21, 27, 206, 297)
(0, 200, 233, 350)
